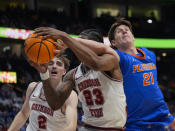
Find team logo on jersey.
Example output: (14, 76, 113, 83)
(32, 103, 54, 116)
(78, 78, 101, 92)
(133, 63, 156, 73)
(89, 107, 103, 118)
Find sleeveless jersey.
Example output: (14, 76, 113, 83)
(74, 64, 127, 128)
(116, 47, 174, 128)
(26, 82, 68, 131)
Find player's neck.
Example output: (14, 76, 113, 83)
(81, 63, 90, 75)
(119, 46, 138, 55)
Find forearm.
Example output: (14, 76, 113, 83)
(8, 111, 28, 131)
(42, 79, 64, 110)
(74, 37, 119, 59)
(74, 37, 106, 54)
(61, 33, 100, 68)
(42, 78, 73, 110)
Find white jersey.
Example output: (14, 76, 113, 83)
(74, 64, 127, 128)
(26, 82, 68, 131)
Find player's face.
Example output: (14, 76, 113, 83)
(112, 25, 135, 49)
(48, 57, 66, 79)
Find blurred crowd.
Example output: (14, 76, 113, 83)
(0, 5, 175, 131)
(0, 6, 175, 38)
(0, 50, 39, 130)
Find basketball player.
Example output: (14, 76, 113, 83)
(33, 29, 127, 131)
(107, 18, 175, 131)
(8, 54, 78, 131)
(34, 19, 175, 130)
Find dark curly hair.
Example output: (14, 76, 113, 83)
(79, 29, 104, 43)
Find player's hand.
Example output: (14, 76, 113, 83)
(53, 39, 68, 56)
(34, 27, 64, 40)
(28, 60, 48, 73)
(170, 119, 175, 130)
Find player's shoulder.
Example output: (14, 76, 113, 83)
(114, 48, 130, 64)
(68, 68, 77, 74)
(138, 47, 153, 53)
(26, 82, 39, 97)
(27, 82, 38, 91)
(139, 47, 156, 58)
(70, 90, 78, 98)
(114, 48, 128, 57)
(66, 90, 78, 106)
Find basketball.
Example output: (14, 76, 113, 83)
(24, 33, 56, 64)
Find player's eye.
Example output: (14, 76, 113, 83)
(117, 29, 122, 33)
(48, 61, 53, 65)
(125, 28, 129, 32)
(56, 61, 63, 67)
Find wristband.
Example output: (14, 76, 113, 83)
(40, 69, 49, 80)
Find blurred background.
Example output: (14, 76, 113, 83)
(0, 0, 175, 130)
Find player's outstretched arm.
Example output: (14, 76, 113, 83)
(34, 27, 120, 70)
(42, 69, 75, 110)
(59, 33, 120, 71)
(34, 27, 119, 62)
(74, 37, 118, 57)
(64, 91, 78, 131)
(8, 82, 36, 131)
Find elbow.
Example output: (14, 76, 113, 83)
(102, 46, 107, 53)
(98, 45, 107, 55)
(88, 61, 101, 71)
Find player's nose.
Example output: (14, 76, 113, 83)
(123, 31, 127, 34)
(52, 63, 57, 68)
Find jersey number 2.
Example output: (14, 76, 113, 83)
(143, 72, 154, 86)
(83, 88, 104, 106)
(38, 115, 47, 129)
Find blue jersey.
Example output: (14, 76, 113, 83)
(116, 47, 174, 129)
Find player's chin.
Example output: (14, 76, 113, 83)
(50, 74, 58, 79)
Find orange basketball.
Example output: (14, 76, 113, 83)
(24, 33, 56, 64)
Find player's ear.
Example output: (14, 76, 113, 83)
(63, 69, 66, 75)
(111, 40, 116, 47)
(132, 34, 135, 42)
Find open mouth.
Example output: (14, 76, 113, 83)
(51, 71, 57, 75)
(123, 35, 129, 38)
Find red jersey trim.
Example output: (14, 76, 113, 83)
(30, 82, 41, 98)
(101, 71, 123, 82)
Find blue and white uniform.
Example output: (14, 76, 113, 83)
(116, 47, 174, 130)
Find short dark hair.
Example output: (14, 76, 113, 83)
(56, 53, 70, 71)
(108, 18, 132, 43)
(79, 29, 104, 43)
